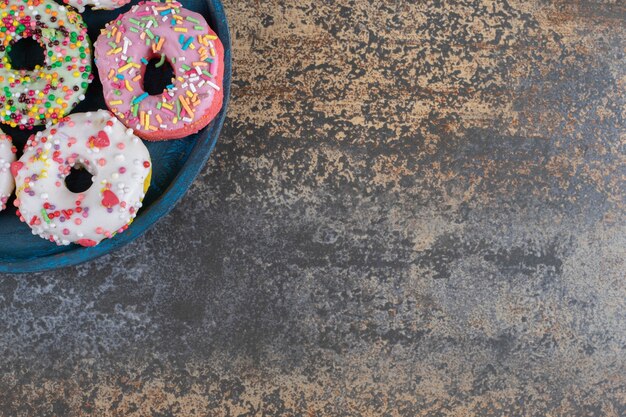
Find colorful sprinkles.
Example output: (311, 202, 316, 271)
(12, 110, 151, 247)
(0, 0, 93, 129)
(0, 0, 225, 246)
(94, 0, 224, 140)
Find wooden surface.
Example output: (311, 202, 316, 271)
(0, 0, 624, 415)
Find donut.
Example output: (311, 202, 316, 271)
(94, 0, 224, 141)
(0, 132, 15, 211)
(12, 109, 152, 246)
(62, 0, 131, 13)
(0, 0, 93, 129)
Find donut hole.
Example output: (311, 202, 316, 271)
(65, 165, 93, 193)
(143, 55, 175, 96)
(7, 37, 45, 71)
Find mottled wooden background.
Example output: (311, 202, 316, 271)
(0, 0, 625, 416)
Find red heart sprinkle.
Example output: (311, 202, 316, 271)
(10, 161, 24, 177)
(101, 189, 119, 208)
(89, 131, 110, 149)
(77, 239, 97, 247)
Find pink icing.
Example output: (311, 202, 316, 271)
(94, 1, 224, 141)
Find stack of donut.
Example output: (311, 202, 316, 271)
(0, 0, 224, 247)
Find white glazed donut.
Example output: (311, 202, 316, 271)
(62, 0, 131, 13)
(0, 132, 16, 211)
(13, 110, 152, 247)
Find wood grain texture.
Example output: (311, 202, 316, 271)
(0, 0, 624, 415)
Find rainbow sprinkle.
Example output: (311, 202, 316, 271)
(95, 0, 223, 138)
(0, 0, 93, 129)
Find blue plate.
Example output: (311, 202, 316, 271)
(0, 0, 231, 273)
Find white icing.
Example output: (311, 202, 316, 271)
(0, 0, 92, 128)
(63, 0, 131, 12)
(14, 110, 151, 246)
(0, 133, 15, 212)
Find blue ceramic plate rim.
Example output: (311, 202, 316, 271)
(0, 0, 231, 274)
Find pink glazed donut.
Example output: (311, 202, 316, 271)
(94, 0, 224, 141)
